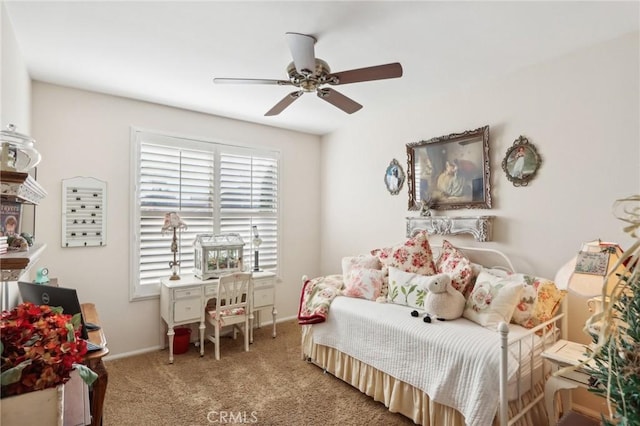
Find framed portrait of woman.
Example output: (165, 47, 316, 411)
(384, 159, 405, 195)
(501, 136, 541, 187)
(406, 125, 491, 211)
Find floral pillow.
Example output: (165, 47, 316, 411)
(387, 267, 432, 309)
(511, 276, 567, 328)
(343, 268, 386, 301)
(342, 255, 382, 278)
(371, 231, 436, 276)
(463, 269, 524, 329)
(436, 240, 474, 295)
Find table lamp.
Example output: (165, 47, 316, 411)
(555, 240, 624, 334)
(161, 212, 188, 280)
(252, 225, 262, 272)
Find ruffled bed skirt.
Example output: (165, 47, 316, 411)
(302, 326, 549, 426)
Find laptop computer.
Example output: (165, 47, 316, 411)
(17, 281, 104, 352)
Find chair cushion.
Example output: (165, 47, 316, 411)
(207, 307, 246, 319)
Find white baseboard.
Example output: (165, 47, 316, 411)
(254, 314, 297, 326)
(108, 315, 298, 361)
(104, 345, 163, 361)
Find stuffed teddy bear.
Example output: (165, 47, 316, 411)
(410, 273, 465, 323)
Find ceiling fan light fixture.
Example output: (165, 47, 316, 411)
(215, 33, 402, 116)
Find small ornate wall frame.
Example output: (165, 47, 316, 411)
(384, 159, 405, 195)
(501, 136, 541, 187)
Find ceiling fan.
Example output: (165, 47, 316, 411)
(213, 32, 403, 116)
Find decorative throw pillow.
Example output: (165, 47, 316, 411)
(343, 268, 386, 301)
(371, 231, 436, 276)
(511, 276, 567, 329)
(470, 262, 484, 279)
(463, 269, 524, 329)
(341, 255, 382, 278)
(464, 262, 485, 298)
(387, 267, 431, 309)
(436, 240, 474, 295)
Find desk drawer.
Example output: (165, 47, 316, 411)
(174, 287, 201, 299)
(204, 284, 218, 297)
(174, 298, 201, 322)
(254, 287, 274, 308)
(253, 277, 275, 290)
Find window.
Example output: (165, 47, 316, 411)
(130, 130, 279, 300)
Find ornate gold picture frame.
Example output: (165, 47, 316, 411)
(407, 126, 491, 210)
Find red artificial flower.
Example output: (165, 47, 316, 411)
(1, 302, 87, 397)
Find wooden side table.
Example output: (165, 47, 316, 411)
(542, 339, 594, 426)
(82, 303, 109, 426)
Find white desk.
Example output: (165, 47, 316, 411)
(160, 271, 277, 363)
(542, 339, 595, 426)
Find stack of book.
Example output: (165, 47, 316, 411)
(0, 235, 8, 254)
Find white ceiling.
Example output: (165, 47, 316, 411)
(4, 1, 639, 136)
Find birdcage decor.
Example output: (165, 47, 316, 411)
(193, 233, 245, 280)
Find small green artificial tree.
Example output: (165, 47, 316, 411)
(584, 196, 640, 426)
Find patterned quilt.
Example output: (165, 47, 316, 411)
(297, 274, 344, 324)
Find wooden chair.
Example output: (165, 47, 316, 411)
(205, 272, 252, 360)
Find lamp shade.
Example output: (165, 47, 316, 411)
(161, 212, 187, 234)
(555, 240, 624, 297)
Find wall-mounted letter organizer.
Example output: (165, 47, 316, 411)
(62, 177, 107, 247)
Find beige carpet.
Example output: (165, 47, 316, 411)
(104, 320, 415, 425)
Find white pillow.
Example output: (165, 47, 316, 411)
(463, 269, 524, 329)
(341, 255, 381, 279)
(343, 268, 385, 301)
(387, 267, 431, 309)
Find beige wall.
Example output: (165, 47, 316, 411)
(320, 31, 639, 277)
(30, 83, 321, 356)
(319, 32, 639, 415)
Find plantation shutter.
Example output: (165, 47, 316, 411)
(219, 152, 278, 270)
(132, 131, 279, 300)
(138, 141, 215, 288)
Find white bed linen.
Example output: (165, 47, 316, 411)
(312, 296, 523, 426)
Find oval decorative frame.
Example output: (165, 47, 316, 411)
(384, 159, 405, 195)
(502, 136, 541, 187)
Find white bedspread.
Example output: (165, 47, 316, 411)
(311, 296, 521, 426)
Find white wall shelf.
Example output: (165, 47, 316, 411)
(0, 171, 47, 205)
(406, 215, 494, 242)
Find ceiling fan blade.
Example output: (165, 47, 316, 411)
(317, 88, 362, 114)
(214, 78, 292, 86)
(265, 91, 304, 116)
(328, 62, 403, 85)
(285, 32, 317, 75)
